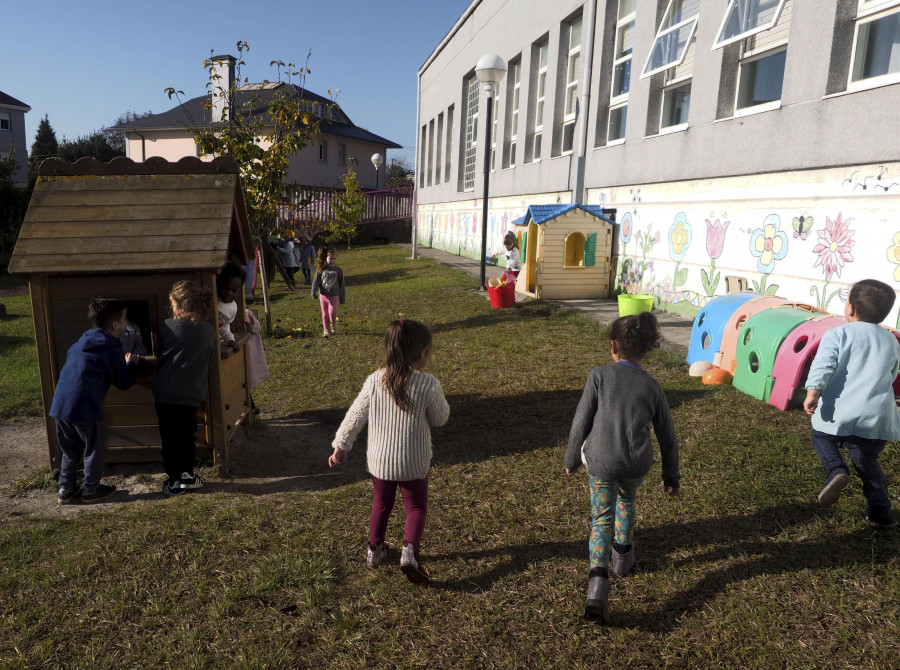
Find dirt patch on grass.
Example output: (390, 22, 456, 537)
(0, 414, 356, 521)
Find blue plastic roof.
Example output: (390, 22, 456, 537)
(511, 204, 615, 227)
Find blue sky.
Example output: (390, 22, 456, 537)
(5, 0, 472, 166)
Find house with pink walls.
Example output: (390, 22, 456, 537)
(112, 55, 400, 190)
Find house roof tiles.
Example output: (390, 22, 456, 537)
(511, 204, 615, 227)
(0, 90, 31, 109)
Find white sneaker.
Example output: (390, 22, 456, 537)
(367, 543, 388, 569)
(178, 472, 203, 490)
(400, 543, 429, 584)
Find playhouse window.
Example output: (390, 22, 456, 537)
(565, 232, 586, 267)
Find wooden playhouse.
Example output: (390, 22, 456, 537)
(8, 156, 255, 475)
(510, 204, 615, 300)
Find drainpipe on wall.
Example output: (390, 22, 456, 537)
(412, 70, 421, 260)
(133, 131, 147, 162)
(572, 0, 598, 204)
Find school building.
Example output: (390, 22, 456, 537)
(415, 0, 900, 322)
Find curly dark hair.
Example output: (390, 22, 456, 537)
(216, 262, 246, 292)
(609, 311, 661, 360)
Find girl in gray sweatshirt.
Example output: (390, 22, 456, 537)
(564, 311, 681, 623)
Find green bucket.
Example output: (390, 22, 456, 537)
(617, 294, 654, 317)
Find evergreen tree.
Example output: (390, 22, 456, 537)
(28, 115, 59, 182)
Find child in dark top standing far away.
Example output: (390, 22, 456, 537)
(50, 298, 139, 504)
(565, 312, 681, 623)
(154, 280, 217, 497)
(804, 279, 900, 528)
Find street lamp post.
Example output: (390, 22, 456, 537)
(370, 153, 384, 190)
(475, 54, 506, 290)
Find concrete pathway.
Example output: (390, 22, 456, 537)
(399, 244, 693, 358)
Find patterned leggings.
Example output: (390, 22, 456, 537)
(589, 475, 643, 571)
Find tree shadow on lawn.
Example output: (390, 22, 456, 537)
(344, 269, 408, 287)
(430, 303, 559, 334)
(220, 386, 707, 495)
(429, 503, 899, 633)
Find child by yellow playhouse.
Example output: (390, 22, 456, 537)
(510, 204, 614, 300)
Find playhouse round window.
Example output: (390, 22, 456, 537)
(749, 351, 759, 373)
(793, 336, 809, 354)
(701, 332, 710, 350)
(743, 328, 753, 346)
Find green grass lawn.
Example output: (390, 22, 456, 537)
(1, 245, 898, 668)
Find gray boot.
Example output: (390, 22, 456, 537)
(584, 574, 609, 623)
(611, 545, 635, 578)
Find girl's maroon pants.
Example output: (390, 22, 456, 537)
(369, 476, 428, 549)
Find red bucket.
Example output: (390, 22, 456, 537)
(487, 283, 516, 308)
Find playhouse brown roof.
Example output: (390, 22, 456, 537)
(8, 156, 253, 275)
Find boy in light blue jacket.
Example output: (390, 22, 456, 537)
(804, 279, 900, 528)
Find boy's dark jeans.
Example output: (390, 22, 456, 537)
(155, 402, 199, 481)
(56, 418, 106, 494)
(811, 429, 891, 515)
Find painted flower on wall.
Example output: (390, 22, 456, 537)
(886, 231, 900, 283)
(812, 213, 854, 278)
(668, 213, 692, 290)
(620, 211, 633, 243)
(702, 218, 730, 297)
(705, 218, 729, 259)
(749, 215, 789, 273)
(668, 213, 692, 261)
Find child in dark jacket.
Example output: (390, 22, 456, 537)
(50, 298, 139, 504)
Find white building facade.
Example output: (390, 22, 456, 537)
(416, 0, 900, 323)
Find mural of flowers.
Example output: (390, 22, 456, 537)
(809, 213, 854, 311)
(749, 214, 789, 295)
(701, 218, 729, 297)
(668, 213, 692, 291)
(886, 231, 900, 283)
(615, 212, 635, 293)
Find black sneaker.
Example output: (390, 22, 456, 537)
(177, 472, 203, 490)
(818, 469, 849, 507)
(81, 484, 116, 503)
(57, 487, 82, 505)
(162, 479, 186, 497)
(866, 508, 898, 529)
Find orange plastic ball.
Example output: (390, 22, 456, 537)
(702, 368, 734, 385)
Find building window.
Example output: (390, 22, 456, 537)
(850, 1, 900, 87)
(435, 112, 444, 184)
(445, 105, 454, 183)
(463, 74, 479, 191)
(419, 125, 427, 188)
(0, 113, 9, 131)
(318, 140, 328, 163)
(505, 58, 521, 168)
(491, 86, 500, 172)
(337, 143, 346, 165)
(713, 0, 788, 49)
(609, 0, 635, 143)
(532, 39, 549, 161)
(562, 15, 583, 154)
(736, 47, 786, 110)
(661, 81, 692, 129)
(641, 0, 700, 78)
(427, 118, 435, 187)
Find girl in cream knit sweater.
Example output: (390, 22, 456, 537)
(329, 320, 450, 583)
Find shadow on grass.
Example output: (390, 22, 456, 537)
(429, 503, 899, 634)
(345, 269, 408, 287)
(213, 384, 709, 496)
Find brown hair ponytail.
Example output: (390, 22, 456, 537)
(609, 311, 661, 360)
(382, 320, 433, 411)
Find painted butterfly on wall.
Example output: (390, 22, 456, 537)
(792, 215, 813, 240)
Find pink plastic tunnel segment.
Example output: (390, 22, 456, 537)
(768, 316, 847, 411)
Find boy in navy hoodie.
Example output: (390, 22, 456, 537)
(50, 298, 139, 504)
